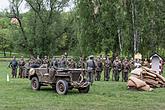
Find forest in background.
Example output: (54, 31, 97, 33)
(0, 0, 164, 58)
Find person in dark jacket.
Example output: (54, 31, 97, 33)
(9, 56, 18, 78)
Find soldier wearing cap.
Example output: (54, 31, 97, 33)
(104, 55, 112, 81)
(9, 56, 18, 78)
(112, 57, 122, 81)
(86, 55, 96, 83)
(121, 57, 130, 82)
(18, 56, 25, 78)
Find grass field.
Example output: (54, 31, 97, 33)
(1, 62, 165, 110)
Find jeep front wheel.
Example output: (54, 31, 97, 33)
(31, 77, 40, 90)
(78, 85, 90, 93)
(56, 80, 68, 95)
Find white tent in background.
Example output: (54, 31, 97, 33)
(150, 52, 164, 74)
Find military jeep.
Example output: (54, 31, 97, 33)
(28, 67, 90, 95)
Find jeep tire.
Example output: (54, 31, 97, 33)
(56, 80, 68, 95)
(31, 77, 40, 90)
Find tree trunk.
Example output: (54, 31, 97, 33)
(118, 28, 122, 56)
(3, 48, 6, 57)
(131, 0, 138, 54)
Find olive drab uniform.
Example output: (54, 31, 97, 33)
(95, 58, 103, 81)
(104, 58, 111, 81)
(112, 58, 122, 81)
(86, 56, 96, 83)
(18, 57, 25, 78)
(122, 59, 130, 82)
(9, 57, 18, 78)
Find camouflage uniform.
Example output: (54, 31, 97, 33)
(112, 57, 122, 81)
(18, 56, 25, 78)
(86, 55, 96, 83)
(9, 56, 18, 78)
(104, 57, 111, 81)
(122, 59, 130, 82)
(96, 57, 103, 81)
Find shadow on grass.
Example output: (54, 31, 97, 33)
(24, 86, 85, 96)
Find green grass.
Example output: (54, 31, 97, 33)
(1, 61, 165, 110)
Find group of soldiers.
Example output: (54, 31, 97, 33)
(8, 55, 149, 83)
(86, 55, 132, 83)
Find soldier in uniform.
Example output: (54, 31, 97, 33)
(104, 56, 111, 81)
(29, 56, 36, 67)
(43, 56, 49, 67)
(95, 56, 103, 81)
(9, 56, 18, 78)
(50, 56, 58, 68)
(59, 55, 67, 68)
(122, 58, 130, 82)
(77, 56, 86, 69)
(129, 58, 134, 70)
(112, 57, 122, 81)
(18, 56, 25, 78)
(35, 55, 42, 66)
(86, 55, 96, 83)
(67, 58, 76, 68)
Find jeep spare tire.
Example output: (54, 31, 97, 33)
(56, 80, 68, 95)
(31, 77, 40, 90)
